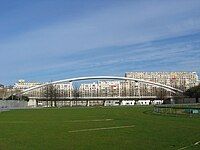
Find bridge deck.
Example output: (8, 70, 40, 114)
(29, 96, 168, 101)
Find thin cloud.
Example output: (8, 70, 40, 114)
(0, 0, 200, 84)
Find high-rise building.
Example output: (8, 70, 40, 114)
(98, 81, 121, 97)
(79, 82, 98, 97)
(79, 81, 121, 97)
(14, 80, 73, 98)
(14, 80, 41, 90)
(125, 72, 199, 96)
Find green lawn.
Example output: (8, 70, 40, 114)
(0, 106, 199, 150)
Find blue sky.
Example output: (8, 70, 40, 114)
(0, 0, 200, 85)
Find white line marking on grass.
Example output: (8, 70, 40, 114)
(0, 121, 30, 124)
(194, 141, 200, 145)
(68, 125, 135, 133)
(65, 118, 113, 123)
(177, 146, 188, 150)
(177, 140, 200, 150)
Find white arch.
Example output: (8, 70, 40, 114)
(21, 76, 183, 94)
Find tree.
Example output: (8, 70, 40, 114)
(172, 92, 184, 104)
(71, 86, 79, 106)
(0, 88, 21, 100)
(43, 84, 59, 107)
(73, 86, 79, 98)
(155, 88, 168, 100)
(184, 84, 200, 103)
(0, 89, 5, 99)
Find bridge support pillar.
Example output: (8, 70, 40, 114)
(170, 98, 175, 104)
(70, 101, 73, 107)
(36, 100, 38, 107)
(28, 99, 37, 108)
(119, 100, 122, 106)
(46, 100, 49, 107)
(103, 100, 106, 106)
(86, 101, 90, 107)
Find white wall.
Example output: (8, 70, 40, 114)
(137, 100, 151, 105)
(28, 99, 37, 107)
(104, 100, 120, 106)
(121, 100, 135, 106)
(151, 100, 163, 105)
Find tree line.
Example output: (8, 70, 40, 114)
(184, 84, 200, 103)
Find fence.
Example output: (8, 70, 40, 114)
(0, 100, 28, 111)
(154, 104, 200, 116)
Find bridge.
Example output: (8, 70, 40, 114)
(22, 76, 183, 94)
(29, 96, 158, 99)
(17, 76, 183, 107)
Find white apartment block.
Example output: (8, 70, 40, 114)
(98, 80, 121, 97)
(125, 72, 199, 97)
(125, 72, 198, 90)
(14, 80, 41, 90)
(14, 80, 73, 98)
(79, 81, 121, 106)
(54, 83, 73, 97)
(79, 82, 98, 97)
(79, 81, 122, 97)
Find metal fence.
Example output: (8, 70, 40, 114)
(154, 104, 200, 116)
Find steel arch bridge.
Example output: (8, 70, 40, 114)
(21, 76, 183, 94)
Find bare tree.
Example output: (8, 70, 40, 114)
(43, 84, 59, 107)
(73, 86, 79, 99)
(155, 88, 168, 100)
(0, 88, 20, 100)
(184, 84, 200, 103)
(172, 92, 184, 104)
(43, 86, 49, 106)
(0, 89, 5, 99)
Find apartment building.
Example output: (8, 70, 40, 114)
(79, 81, 121, 97)
(79, 82, 98, 97)
(14, 80, 41, 90)
(125, 72, 199, 96)
(14, 80, 73, 98)
(98, 81, 121, 97)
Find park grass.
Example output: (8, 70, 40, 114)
(0, 106, 200, 150)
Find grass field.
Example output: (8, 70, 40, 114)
(0, 106, 200, 150)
